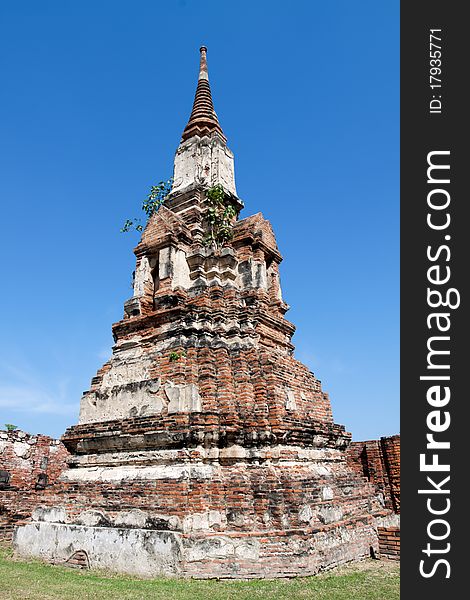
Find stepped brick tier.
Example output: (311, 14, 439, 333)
(13, 48, 397, 578)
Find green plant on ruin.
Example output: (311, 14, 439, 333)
(121, 178, 173, 233)
(203, 184, 237, 249)
(4, 424, 18, 431)
(169, 351, 186, 362)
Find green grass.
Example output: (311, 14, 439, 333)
(0, 546, 399, 600)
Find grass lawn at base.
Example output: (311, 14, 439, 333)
(0, 546, 399, 600)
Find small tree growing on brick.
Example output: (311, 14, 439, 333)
(121, 178, 173, 233)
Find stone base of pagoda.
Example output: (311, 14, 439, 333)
(12, 444, 394, 578)
(14, 516, 387, 579)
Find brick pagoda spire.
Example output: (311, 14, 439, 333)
(181, 46, 226, 142)
(14, 48, 395, 578)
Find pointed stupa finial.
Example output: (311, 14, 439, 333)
(199, 46, 208, 80)
(181, 46, 226, 142)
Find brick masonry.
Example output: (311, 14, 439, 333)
(377, 527, 400, 560)
(346, 435, 400, 561)
(0, 429, 69, 540)
(346, 435, 400, 513)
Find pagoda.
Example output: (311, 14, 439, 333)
(14, 48, 393, 578)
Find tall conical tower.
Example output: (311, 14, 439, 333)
(13, 48, 393, 578)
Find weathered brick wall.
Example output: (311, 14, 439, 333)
(380, 435, 400, 513)
(0, 429, 69, 539)
(377, 527, 400, 560)
(346, 435, 400, 514)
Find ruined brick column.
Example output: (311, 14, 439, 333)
(13, 47, 394, 578)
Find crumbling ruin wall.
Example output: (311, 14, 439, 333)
(0, 429, 69, 540)
(346, 434, 400, 514)
(346, 434, 400, 560)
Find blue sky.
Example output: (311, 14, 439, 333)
(0, 0, 399, 440)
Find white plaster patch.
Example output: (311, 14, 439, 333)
(13, 441, 30, 459)
(285, 388, 297, 411)
(317, 506, 343, 525)
(159, 247, 172, 280)
(235, 259, 268, 292)
(262, 512, 272, 525)
(101, 346, 152, 389)
(280, 513, 290, 528)
(172, 135, 237, 197)
(172, 249, 191, 290)
(183, 510, 225, 533)
(14, 522, 182, 577)
(60, 464, 213, 483)
(75, 510, 109, 527)
(32, 506, 67, 524)
(298, 505, 313, 523)
(375, 513, 400, 528)
(234, 540, 260, 561)
(133, 256, 151, 297)
(79, 378, 163, 424)
(164, 382, 201, 414)
(114, 509, 148, 528)
(253, 261, 268, 289)
(69, 444, 342, 468)
(307, 465, 332, 476)
(149, 514, 182, 531)
(219, 445, 247, 460)
(186, 536, 235, 562)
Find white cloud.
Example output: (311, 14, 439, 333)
(0, 384, 78, 416)
(0, 360, 78, 417)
